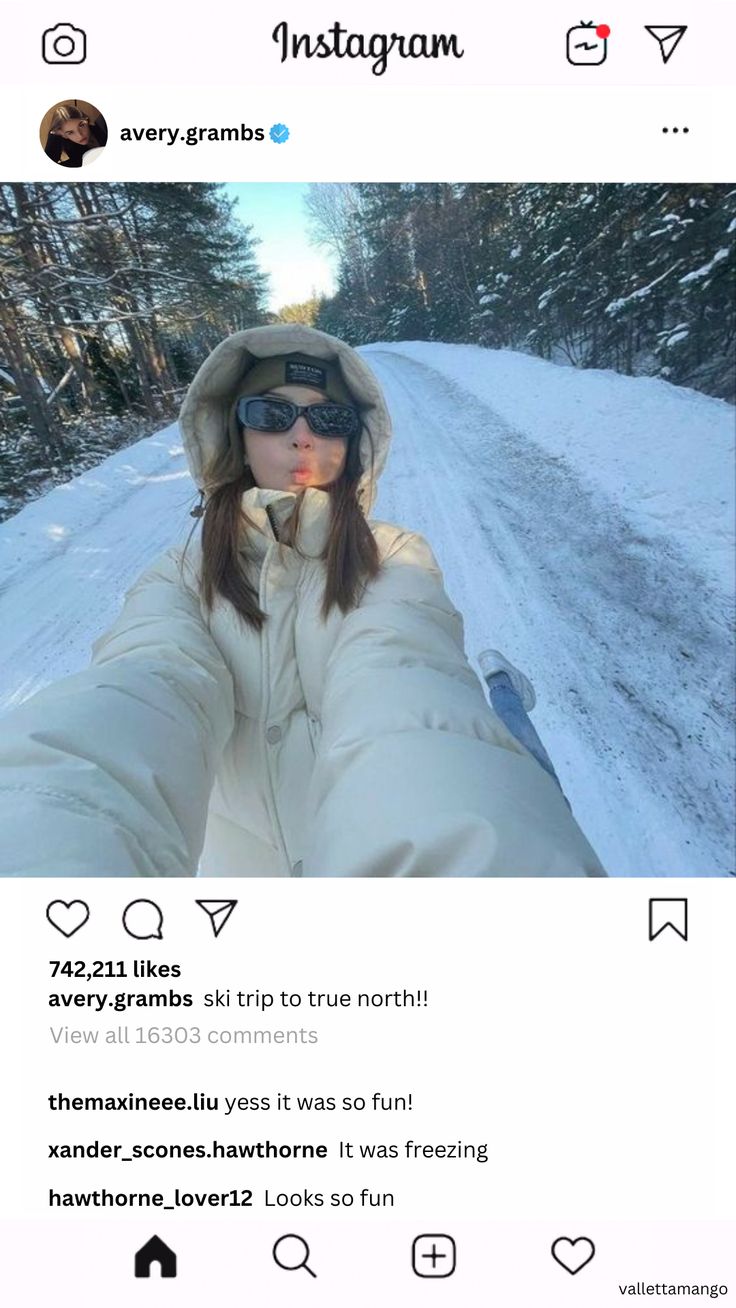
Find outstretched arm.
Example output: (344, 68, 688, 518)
(302, 531, 605, 878)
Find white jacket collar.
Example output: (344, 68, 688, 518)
(240, 486, 331, 558)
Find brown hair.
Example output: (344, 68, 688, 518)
(49, 104, 100, 138)
(196, 420, 381, 631)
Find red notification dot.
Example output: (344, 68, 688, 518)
(596, 23, 611, 38)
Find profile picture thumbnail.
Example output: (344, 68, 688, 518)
(40, 100, 107, 169)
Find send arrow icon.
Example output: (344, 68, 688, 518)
(645, 25, 687, 64)
(196, 899, 238, 938)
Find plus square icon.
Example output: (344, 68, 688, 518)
(412, 1234, 456, 1278)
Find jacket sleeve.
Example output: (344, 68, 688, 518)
(0, 550, 235, 877)
(302, 531, 605, 878)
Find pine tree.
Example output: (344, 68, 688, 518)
(0, 182, 269, 515)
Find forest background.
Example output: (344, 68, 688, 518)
(1, 181, 733, 518)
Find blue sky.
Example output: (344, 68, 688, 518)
(224, 183, 336, 312)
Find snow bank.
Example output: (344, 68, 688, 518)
(0, 423, 188, 593)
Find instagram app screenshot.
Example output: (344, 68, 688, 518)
(0, 2, 734, 1303)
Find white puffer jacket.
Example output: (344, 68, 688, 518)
(0, 325, 605, 877)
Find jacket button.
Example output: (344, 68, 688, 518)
(292, 860, 303, 877)
(266, 724, 282, 744)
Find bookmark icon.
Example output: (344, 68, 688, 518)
(649, 898, 688, 941)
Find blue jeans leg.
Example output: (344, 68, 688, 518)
(484, 670, 565, 796)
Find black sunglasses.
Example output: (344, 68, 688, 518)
(237, 396, 360, 440)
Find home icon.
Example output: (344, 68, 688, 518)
(134, 1235, 177, 1278)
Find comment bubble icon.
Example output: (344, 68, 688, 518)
(123, 899, 164, 941)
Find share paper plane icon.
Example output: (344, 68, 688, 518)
(645, 25, 687, 64)
(196, 899, 238, 938)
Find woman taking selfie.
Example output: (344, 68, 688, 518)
(43, 104, 108, 167)
(0, 324, 604, 877)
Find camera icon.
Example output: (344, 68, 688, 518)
(42, 23, 87, 64)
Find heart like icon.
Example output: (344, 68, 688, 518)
(46, 899, 90, 938)
(551, 1236, 596, 1275)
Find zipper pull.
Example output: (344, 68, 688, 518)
(266, 504, 281, 541)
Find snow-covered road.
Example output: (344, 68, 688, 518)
(1, 344, 733, 875)
(368, 348, 734, 877)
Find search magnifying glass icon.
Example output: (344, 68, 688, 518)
(273, 1233, 317, 1278)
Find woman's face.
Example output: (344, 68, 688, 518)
(242, 384, 349, 493)
(55, 117, 91, 145)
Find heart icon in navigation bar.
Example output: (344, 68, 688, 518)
(551, 1236, 596, 1274)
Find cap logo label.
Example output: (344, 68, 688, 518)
(285, 360, 327, 389)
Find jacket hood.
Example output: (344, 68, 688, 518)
(178, 324, 392, 510)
